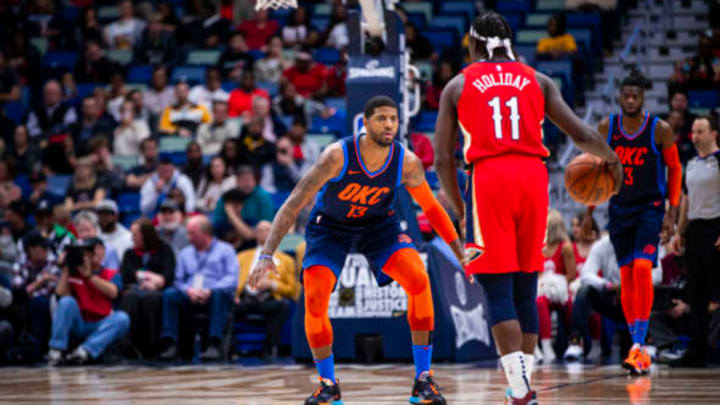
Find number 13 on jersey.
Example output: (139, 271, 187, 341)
(488, 96, 520, 141)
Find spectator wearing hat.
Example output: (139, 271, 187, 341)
(196, 101, 241, 156)
(17, 198, 75, 263)
(159, 216, 237, 361)
(140, 158, 197, 217)
(214, 167, 274, 248)
(155, 200, 190, 255)
(49, 239, 129, 365)
(74, 211, 121, 270)
(228, 69, 269, 118)
(119, 218, 176, 358)
(158, 82, 211, 137)
(10, 231, 61, 352)
(126, 138, 160, 190)
(97, 200, 133, 259)
(218, 32, 255, 81)
(282, 50, 328, 98)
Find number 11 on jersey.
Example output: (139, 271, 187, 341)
(488, 96, 520, 141)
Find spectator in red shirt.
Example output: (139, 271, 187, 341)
(326, 47, 348, 97)
(47, 239, 129, 365)
(282, 50, 327, 99)
(227, 70, 270, 118)
(410, 132, 434, 170)
(237, 9, 279, 51)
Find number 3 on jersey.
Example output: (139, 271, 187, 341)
(488, 96, 520, 140)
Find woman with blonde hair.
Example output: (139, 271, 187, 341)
(64, 157, 105, 212)
(535, 209, 576, 363)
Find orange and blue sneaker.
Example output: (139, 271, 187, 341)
(622, 344, 644, 375)
(305, 377, 343, 405)
(640, 347, 652, 375)
(409, 370, 446, 404)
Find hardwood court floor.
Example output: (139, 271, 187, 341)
(0, 362, 718, 404)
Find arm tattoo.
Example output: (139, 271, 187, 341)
(261, 146, 340, 255)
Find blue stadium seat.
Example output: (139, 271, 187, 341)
(3, 101, 26, 124)
(536, 60, 575, 104)
(514, 45, 537, 67)
(325, 97, 346, 111)
(424, 29, 457, 52)
(497, 0, 531, 14)
(127, 65, 153, 84)
(406, 12, 427, 29)
(171, 66, 207, 84)
(567, 13, 602, 56)
(166, 151, 187, 166)
(278, 115, 294, 129)
(256, 81, 278, 96)
(248, 50, 266, 61)
(429, 15, 468, 35)
(310, 110, 346, 135)
(76, 83, 98, 99)
(122, 211, 142, 228)
(688, 90, 719, 108)
(117, 192, 141, 214)
(222, 81, 236, 92)
(46, 175, 72, 197)
(568, 29, 593, 55)
(416, 111, 438, 132)
(42, 51, 78, 70)
(313, 48, 340, 66)
(502, 13, 523, 34)
(14, 175, 31, 200)
(311, 16, 330, 30)
(440, 1, 477, 17)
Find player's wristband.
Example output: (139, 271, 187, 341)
(258, 254, 274, 261)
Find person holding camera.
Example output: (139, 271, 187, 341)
(670, 115, 720, 367)
(159, 216, 238, 361)
(48, 239, 129, 365)
(260, 136, 306, 194)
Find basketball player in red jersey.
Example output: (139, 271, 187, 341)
(434, 12, 622, 405)
(597, 72, 681, 375)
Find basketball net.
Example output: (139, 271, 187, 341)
(255, 0, 297, 11)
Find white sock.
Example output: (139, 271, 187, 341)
(501, 351, 530, 399)
(525, 354, 535, 385)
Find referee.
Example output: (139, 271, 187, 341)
(671, 115, 720, 367)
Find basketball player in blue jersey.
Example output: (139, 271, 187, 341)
(594, 71, 682, 375)
(248, 96, 464, 405)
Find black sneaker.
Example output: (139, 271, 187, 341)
(200, 344, 222, 361)
(410, 370, 446, 405)
(159, 344, 177, 361)
(305, 378, 343, 405)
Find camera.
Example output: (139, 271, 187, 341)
(62, 239, 96, 273)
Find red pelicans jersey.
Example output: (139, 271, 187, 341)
(458, 61, 549, 163)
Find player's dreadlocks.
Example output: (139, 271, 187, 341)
(620, 70, 650, 92)
(469, 11, 515, 60)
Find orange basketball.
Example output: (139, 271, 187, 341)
(564, 153, 615, 205)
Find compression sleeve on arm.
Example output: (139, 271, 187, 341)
(662, 144, 682, 206)
(406, 181, 459, 244)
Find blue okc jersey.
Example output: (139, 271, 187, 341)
(310, 134, 405, 226)
(607, 111, 666, 206)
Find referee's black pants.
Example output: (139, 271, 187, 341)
(685, 217, 720, 358)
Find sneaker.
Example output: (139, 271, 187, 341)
(563, 341, 583, 362)
(305, 378, 343, 405)
(200, 344, 222, 361)
(47, 349, 64, 366)
(640, 347, 652, 374)
(644, 345, 657, 360)
(66, 347, 89, 365)
(504, 390, 538, 405)
(622, 344, 643, 375)
(586, 342, 602, 363)
(534, 345, 544, 364)
(658, 347, 686, 362)
(410, 370, 446, 404)
(159, 344, 177, 361)
(540, 339, 556, 363)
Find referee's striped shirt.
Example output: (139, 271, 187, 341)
(684, 150, 720, 220)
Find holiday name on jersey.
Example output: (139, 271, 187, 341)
(471, 72, 531, 93)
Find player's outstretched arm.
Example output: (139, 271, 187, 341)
(402, 150, 465, 265)
(433, 74, 466, 220)
(536, 72, 623, 194)
(248, 143, 343, 288)
(655, 119, 682, 243)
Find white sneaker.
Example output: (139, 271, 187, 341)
(534, 345, 544, 364)
(66, 347, 89, 365)
(47, 349, 63, 366)
(644, 345, 657, 360)
(587, 341, 602, 362)
(563, 343, 583, 362)
(541, 339, 556, 363)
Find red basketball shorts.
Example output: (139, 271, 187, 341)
(464, 154, 549, 275)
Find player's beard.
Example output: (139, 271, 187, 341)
(621, 105, 642, 117)
(369, 131, 394, 147)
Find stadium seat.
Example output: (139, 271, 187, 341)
(526, 13, 552, 27)
(3, 101, 26, 124)
(112, 155, 139, 171)
(46, 175, 72, 197)
(441, 1, 477, 18)
(406, 12, 427, 29)
(256, 81, 278, 96)
(170, 65, 207, 84)
(497, 0, 531, 14)
(14, 175, 31, 199)
(42, 51, 78, 70)
(76, 83, 99, 99)
(165, 151, 187, 166)
(222, 81, 236, 92)
(688, 90, 719, 109)
(106, 49, 133, 65)
(310, 111, 346, 135)
(403, 2, 433, 23)
(313, 48, 340, 66)
(415, 61, 433, 81)
(514, 44, 537, 67)
(313, 3, 331, 15)
(515, 30, 547, 45)
(567, 13, 602, 56)
(416, 111, 438, 132)
(97, 5, 120, 23)
(159, 136, 193, 153)
(30, 37, 48, 56)
(429, 15, 468, 35)
(325, 97, 346, 111)
(277, 233, 304, 254)
(568, 29, 593, 55)
(185, 49, 222, 65)
(307, 133, 337, 150)
(536, 60, 574, 104)
(278, 115, 294, 129)
(117, 192, 141, 214)
(502, 13, 523, 34)
(310, 16, 330, 31)
(248, 50, 266, 61)
(121, 211, 142, 228)
(535, 0, 565, 11)
(424, 29, 457, 52)
(127, 65, 153, 84)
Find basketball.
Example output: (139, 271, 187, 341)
(564, 153, 615, 205)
